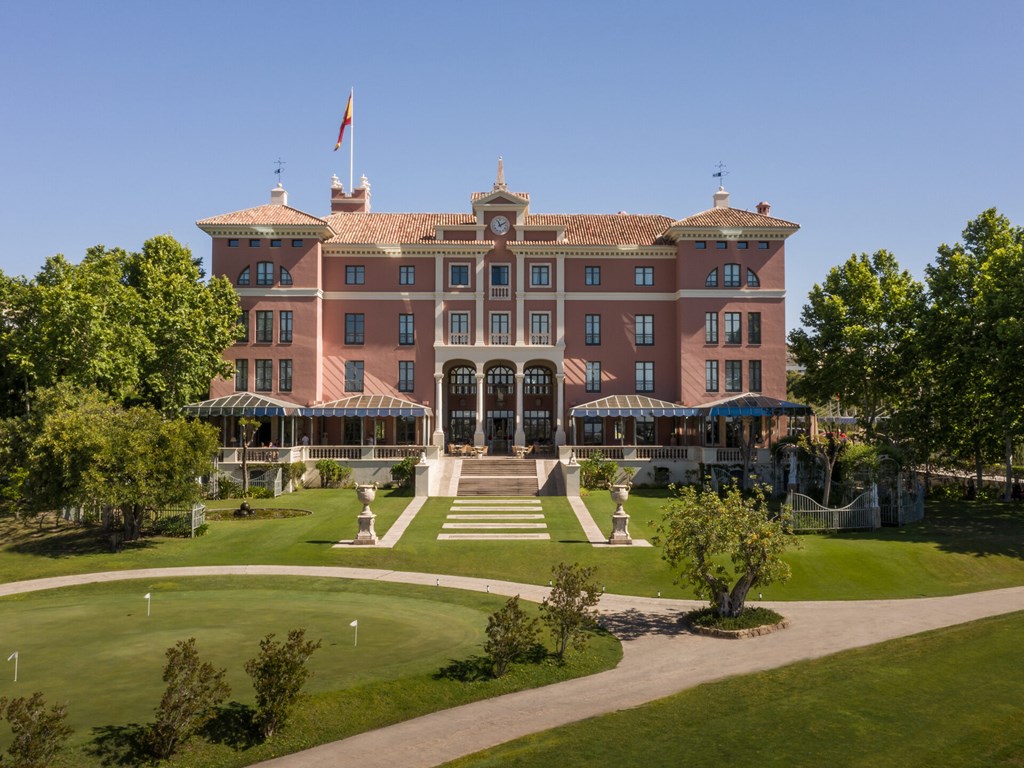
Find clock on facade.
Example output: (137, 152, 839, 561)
(489, 215, 511, 235)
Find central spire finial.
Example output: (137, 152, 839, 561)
(493, 155, 507, 191)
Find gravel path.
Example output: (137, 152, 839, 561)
(4, 566, 1023, 768)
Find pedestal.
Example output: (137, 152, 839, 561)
(354, 484, 378, 545)
(608, 484, 633, 545)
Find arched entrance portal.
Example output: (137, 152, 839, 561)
(485, 364, 515, 454)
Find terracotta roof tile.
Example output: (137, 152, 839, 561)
(197, 204, 329, 227)
(669, 207, 798, 229)
(325, 213, 476, 244)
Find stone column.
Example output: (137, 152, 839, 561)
(555, 372, 566, 446)
(474, 372, 486, 446)
(514, 370, 526, 446)
(433, 373, 445, 448)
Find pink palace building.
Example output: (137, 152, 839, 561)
(193, 162, 803, 493)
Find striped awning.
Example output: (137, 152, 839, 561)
(300, 395, 433, 418)
(569, 395, 701, 418)
(700, 393, 812, 418)
(181, 393, 303, 417)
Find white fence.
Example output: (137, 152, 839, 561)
(786, 486, 881, 532)
(250, 467, 283, 497)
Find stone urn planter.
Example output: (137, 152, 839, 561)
(354, 483, 378, 545)
(608, 483, 633, 545)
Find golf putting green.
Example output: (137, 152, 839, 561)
(0, 576, 507, 740)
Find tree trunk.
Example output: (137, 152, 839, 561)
(1005, 432, 1014, 502)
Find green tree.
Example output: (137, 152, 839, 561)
(788, 250, 924, 438)
(484, 595, 541, 678)
(653, 484, 795, 618)
(245, 629, 322, 740)
(0, 692, 74, 768)
(149, 638, 230, 760)
(540, 563, 602, 660)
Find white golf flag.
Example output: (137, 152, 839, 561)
(144, 593, 151, 599)
(349, 620, 358, 627)
(7, 652, 16, 661)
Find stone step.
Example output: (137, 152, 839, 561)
(459, 460, 537, 477)
(456, 477, 539, 497)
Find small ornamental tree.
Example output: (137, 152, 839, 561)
(245, 628, 322, 740)
(0, 692, 74, 768)
(150, 638, 230, 760)
(653, 484, 795, 618)
(484, 595, 541, 677)
(540, 562, 602, 660)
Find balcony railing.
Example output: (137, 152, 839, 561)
(530, 332, 551, 345)
(449, 332, 470, 345)
(489, 332, 510, 345)
(489, 285, 511, 300)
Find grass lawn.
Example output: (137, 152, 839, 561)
(442, 610, 1024, 768)
(2, 492, 1024, 600)
(0, 576, 622, 767)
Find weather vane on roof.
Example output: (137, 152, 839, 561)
(712, 161, 729, 187)
(274, 157, 287, 185)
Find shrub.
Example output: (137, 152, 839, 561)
(390, 456, 418, 489)
(0, 692, 73, 768)
(245, 487, 273, 500)
(315, 460, 351, 488)
(245, 629, 322, 740)
(484, 595, 541, 678)
(216, 477, 241, 500)
(152, 515, 191, 537)
(286, 461, 307, 490)
(541, 562, 602, 660)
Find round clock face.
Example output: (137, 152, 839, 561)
(490, 215, 511, 235)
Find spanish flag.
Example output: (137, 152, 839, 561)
(334, 90, 353, 151)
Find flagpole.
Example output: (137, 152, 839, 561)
(349, 88, 354, 193)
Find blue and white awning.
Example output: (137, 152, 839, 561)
(700, 393, 812, 418)
(300, 395, 433, 418)
(181, 393, 303, 417)
(569, 395, 701, 418)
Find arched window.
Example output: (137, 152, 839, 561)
(449, 366, 476, 395)
(524, 366, 552, 395)
(237, 266, 250, 286)
(280, 266, 293, 285)
(486, 365, 514, 395)
(746, 268, 760, 288)
(705, 268, 718, 288)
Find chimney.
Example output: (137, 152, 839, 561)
(757, 201, 771, 215)
(713, 186, 730, 208)
(330, 175, 372, 213)
(270, 183, 288, 206)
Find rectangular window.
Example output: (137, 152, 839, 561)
(345, 313, 364, 345)
(585, 314, 601, 345)
(257, 261, 274, 286)
(399, 314, 414, 345)
(345, 265, 365, 285)
(585, 266, 601, 285)
(249, 239, 261, 248)
(749, 360, 762, 392)
(635, 314, 654, 346)
(279, 359, 293, 392)
(345, 360, 364, 392)
(234, 359, 248, 391)
(758, 241, 769, 250)
(255, 359, 272, 392)
(449, 312, 470, 344)
(530, 312, 550, 345)
(748, 312, 762, 344)
(582, 417, 603, 444)
(489, 264, 510, 299)
(450, 264, 470, 287)
(725, 360, 742, 392)
(279, 310, 293, 343)
(716, 241, 727, 250)
(705, 311, 718, 344)
(489, 313, 510, 344)
(228, 239, 239, 248)
(737, 241, 749, 250)
(724, 263, 741, 288)
(238, 310, 249, 343)
(635, 266, 653, 286)
(530, 264, 551, 286)
(724, 312, 741, 344)
(694, 241, 706, 250)
(585, 361, 602, 393)
(635, 361, 654, 393)
(291, 239, 304, 247)
(399, 265, 416, 285)
(705, 360, 719, 392)
(270, 239, 281, 248)
(398, 361, 414, 392)
(255, 310, 273, 343)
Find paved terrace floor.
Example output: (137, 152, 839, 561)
(3, 567, 1023, 768)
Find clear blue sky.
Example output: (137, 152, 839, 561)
(2, 0, 1021, 331)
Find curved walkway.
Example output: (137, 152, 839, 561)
(4, 567, 1024, 768)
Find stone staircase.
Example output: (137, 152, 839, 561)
(456, 458, 540, 497)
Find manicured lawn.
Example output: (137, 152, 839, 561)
(0, 576, 622, 767)
(442, 610, 1024, 768)
(2, 492, 1023, 600)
